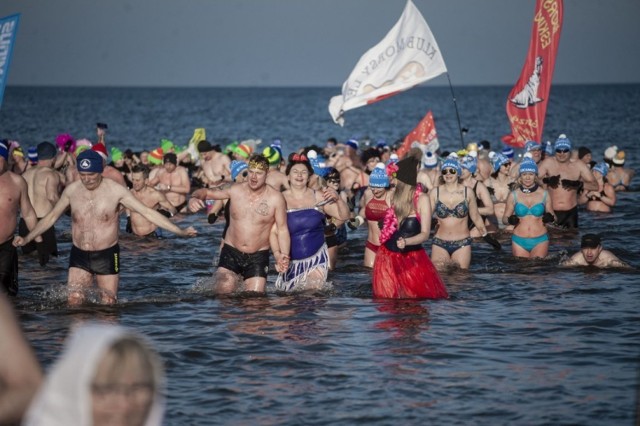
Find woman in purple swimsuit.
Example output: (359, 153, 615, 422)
(275, 154, 350, 292)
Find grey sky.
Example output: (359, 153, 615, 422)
(1, 0, 639, 87)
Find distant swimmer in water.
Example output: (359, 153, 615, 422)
(561, 234, 631, 269)
(603, 146, 635, 192)
(128, 165, 177, 237)
(148, 152, 191, 213)
(13, 150, 197, 306)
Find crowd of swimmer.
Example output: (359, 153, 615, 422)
(2, 125, 634, 305)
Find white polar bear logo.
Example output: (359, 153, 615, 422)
(510, 56, 543, 109)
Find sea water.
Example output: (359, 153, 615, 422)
(2, 85, 639, 425)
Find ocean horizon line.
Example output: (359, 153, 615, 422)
(6, 82, 640, 91)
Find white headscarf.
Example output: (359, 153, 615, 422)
(23, 322, 165, 426)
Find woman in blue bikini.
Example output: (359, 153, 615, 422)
(502, 158, 555, 258)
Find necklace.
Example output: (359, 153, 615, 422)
(520, 183, 539, 194)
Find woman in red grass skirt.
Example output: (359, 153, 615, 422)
(372, 156, 448, 299)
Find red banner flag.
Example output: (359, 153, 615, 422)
(397, 110, 439, 159)
(502, 0, 563, 148)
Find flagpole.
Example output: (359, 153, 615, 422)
(446, 73, 466, 149)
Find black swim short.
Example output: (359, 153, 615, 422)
(69, 244, 120, 275)
(554, 206, 579, 229)
(18, 218, 58, 257)
(218, 244, 269, 280)
(0, 239, 18, 296)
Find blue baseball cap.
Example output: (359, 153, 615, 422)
(76, 149, 104, 173)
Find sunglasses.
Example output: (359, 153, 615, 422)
(441, 168, 457, 175)
(555, 148, 570, 154)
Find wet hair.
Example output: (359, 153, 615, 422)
(132, 164, 150, 178)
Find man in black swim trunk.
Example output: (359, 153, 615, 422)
(14, 150, 197, 305)
(538, 134, 598, 229)
(189, 154, 290, 294)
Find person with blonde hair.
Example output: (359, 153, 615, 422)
(372, 156, 448, 299)
(429, 158, 498, 269)
(24, 323, 165, 426)
(502, 159, 555, 258)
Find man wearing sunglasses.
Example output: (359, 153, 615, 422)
(538, 135, 598, 229)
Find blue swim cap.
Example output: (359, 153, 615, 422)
(76, 149, 104, 173)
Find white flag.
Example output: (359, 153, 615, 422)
(328, 0, 447, 126)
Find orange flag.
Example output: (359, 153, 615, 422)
(397, 110, 440, 158)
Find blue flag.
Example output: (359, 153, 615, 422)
(0, 13, 20, 109)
